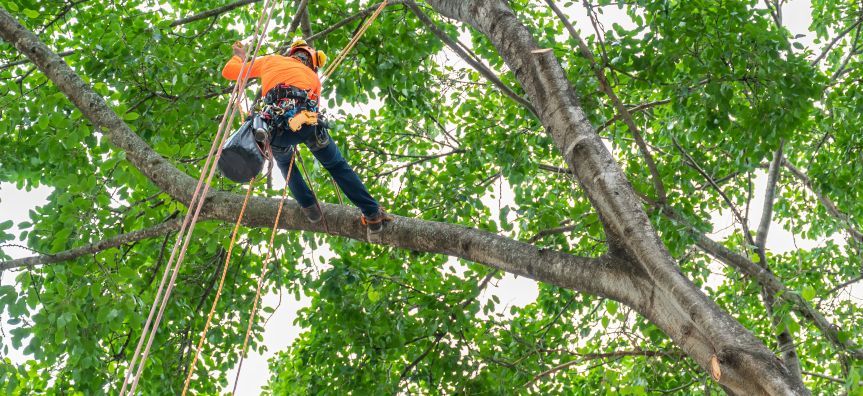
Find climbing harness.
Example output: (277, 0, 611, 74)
(123, 0, 392, 393)
(227, 2, 390, 391)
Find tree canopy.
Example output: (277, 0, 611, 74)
(0, 0, 862, 394)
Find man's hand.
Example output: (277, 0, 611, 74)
(232, 41, 247, 59)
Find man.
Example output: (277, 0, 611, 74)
(222, 40, 391, 233)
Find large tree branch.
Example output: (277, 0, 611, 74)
(652, 201, 863, 360)
(0, 219, 182, 271)
(406, 1, 538, 117)
(0, 3, 635, 316)
(753, 145, 802, 380)
(423, 1, 806, 394)
(545, 0, 666, 203)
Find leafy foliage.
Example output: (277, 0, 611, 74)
(1, 0, 861, 394)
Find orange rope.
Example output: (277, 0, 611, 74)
(180, 1, 389, 391)
(231, 149, 296, 394)
(181, 177, 258, 395)
(120, 0, 278, 393)
(321, 0, 388, 82)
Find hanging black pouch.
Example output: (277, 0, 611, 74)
(217, 120, 266, 183)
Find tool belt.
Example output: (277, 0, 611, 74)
(259, 84, 319, 133)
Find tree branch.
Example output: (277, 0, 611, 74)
(526, 350, 673, 388)
(405, 1, 538, 117)
(422, 2, 808, 392)
(0, 219, 182, 271)
(651, 201, 863, 360)
(298, 0, 313, 38)
(673, 136, 755, 247)
(168, 0, 263, 27)
(546, 0, 666, 203)
(782, 159, 863, 244)
(596, 99, 671, 133)
(0, 5, 635, 313)
(0, 49, 75, 71)
(811, 17, 863, 66)
(1, 0, 265, 71)
(753, 145, 801, 380)
(298, 1, 408, 45)
(373, 149, 465, 178)
(756, 146, 783, 251)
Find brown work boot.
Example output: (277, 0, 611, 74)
(301, 204, 322, 224)
(362, 209, 393, 234)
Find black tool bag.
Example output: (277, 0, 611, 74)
(217, 120, 266, 183)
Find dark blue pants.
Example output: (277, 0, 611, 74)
(271, 123, 379, 217)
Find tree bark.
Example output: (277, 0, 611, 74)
(423, 1, 808, 394)
(0, 219, 182, 271)
(0, 3, 633, 318)
(0, 3, 812, 394)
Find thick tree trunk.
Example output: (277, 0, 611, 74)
(0, 3, 810, 394)
(423, 1, 808, 394)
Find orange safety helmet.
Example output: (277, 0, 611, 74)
(288, 39, 327, 71)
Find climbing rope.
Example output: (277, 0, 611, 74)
(230, 148, 296, 394)
(180, 176, 259, 395)
(225, 2, 391, 389)
(118, 0, 279, 394)
(321, 0, 388, 82)
(154, 1, 391, 393)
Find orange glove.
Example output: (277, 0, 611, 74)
(288, 110, 318, 132)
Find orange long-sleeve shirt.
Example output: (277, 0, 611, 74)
(221, 55, 322, 101)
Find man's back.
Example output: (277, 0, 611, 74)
(221, 55, 322, 100)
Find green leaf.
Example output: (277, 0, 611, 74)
(801, 285, 816, 302)
(23, 8, 39, 18)
(367, 287, 381, 303)
(123, 112, 140, 121)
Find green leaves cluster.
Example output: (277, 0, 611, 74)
(0, 0, 861, 394)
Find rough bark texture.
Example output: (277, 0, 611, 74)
(0, 3, 631, 321)
(423, 1, 808, 394)
(0, 2, 816, 394)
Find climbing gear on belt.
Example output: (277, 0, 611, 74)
(218, 118, 268, 183)
(288, 39, 327, 71)
(121, 1, 280, 395)
(264, 83, 312, 105)
(289, 109, 318, 132)
(256, 83, 319, 138)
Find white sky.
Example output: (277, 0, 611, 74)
(2, 0, 860, 394)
